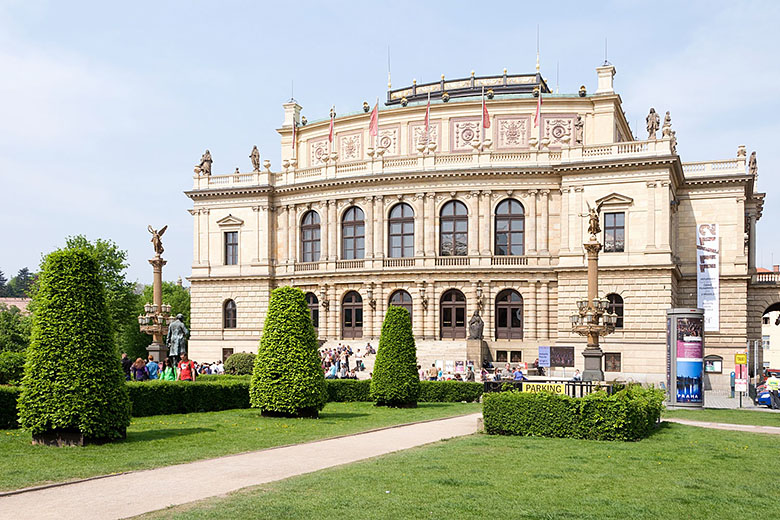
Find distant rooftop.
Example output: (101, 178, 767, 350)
(387, 71, 552, 106)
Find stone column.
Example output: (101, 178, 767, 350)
(320, 202, 329, 262)
(426, 193, 436, 257)
(749, 212, 757, 270)
(574, 187, 584, 251)
(479, 191, 492, 255)
(415, 193, 425, 257)
(540, 281, 549, 340)
(526, 281, 537, 341)
(582, 240, 604, 381)
(281, 206, 290, 265)
(561, 188, 570, 253)
(539, 189, 550, 254)
(365, 283, 374, 339)
(428, 283, 437, 340)
(646, 181, 657, 250)
(526, 190, 537, 255)
(251, 206, 261, 263)
(190, 209, 200, 265)
(374, 196, 384, 259)
(364, 196, 374, 259)
(659, 181, 671, 250)
(202, 209, 210, 265)
(376, 283, 385, 341)
(329, 284, 338, 341)
(468, 191, 480, 256)
(328, 200, 337, 261)
(146, 254, 168, 361)
(318, 285, 328, 338)
(287, 205, 296, 265)
(414, 282, 425, 338)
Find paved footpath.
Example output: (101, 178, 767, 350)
(0, 413, 481, 520)
(665, 417, 780, 435)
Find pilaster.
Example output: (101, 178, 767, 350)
(364, 196, 374, 261)
(539, 189, 550, 254)
(527, 281, 538, 341)
(526, 190, 537, 255)
(414, 193, 425, 257)
(426, 193, 436, 257)
(468, 190, 480, 256)
(645, 181, 657, 251)
(561, 188, 570, 253)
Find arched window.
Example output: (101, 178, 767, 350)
(495, 199, 525, 256)
(389, 290, 413, 324)
(495, 289, 523, 339)
(440, 289, 466, 339)
(301, 211, 321, 263)
(607, 293, 624, 328)
(342, 291, 363, 339)
(440, 201, 468, 256)
(342, 207, 365, 260)
(305, 292, 319, 329)
(223, 299, 237, 329)
(388, 203, 414, 258)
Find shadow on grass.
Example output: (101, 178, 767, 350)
(646, 421, 674, 438)
(125, 427, 216, 443)
(319, 412, 370, 420)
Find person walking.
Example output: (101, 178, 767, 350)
(120, 353, 132, 381)
(465, 366, 476, 382)
(160, 358, 176, 380)
(427, 363, 438, 381)
(767, 372, 780, 409)
(146, 355, 159, 380)
(177, 353, 197, 382)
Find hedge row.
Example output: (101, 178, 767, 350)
(0, 386, 22, 428)
(482, 385, 664, 441)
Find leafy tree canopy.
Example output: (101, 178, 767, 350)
(0, 304, 32, 352)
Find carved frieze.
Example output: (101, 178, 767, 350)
(495, 116, 530, 149)
(338, 132, 362, 161)
(450, 118, 482, 152)
(409, 120, 440, 151)
(309, 138, 329, 166)
(541, 115, 576, 147)
(376, 125, 399, 156)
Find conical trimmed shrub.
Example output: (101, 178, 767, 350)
(18, 249, 131, 444)
(371, 305, 420, 407)
(250, 286, 326, 417)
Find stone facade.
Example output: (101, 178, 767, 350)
(185, 66, 768, 390)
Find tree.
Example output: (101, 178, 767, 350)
(250, 286, 326, 418)
(370, 305, 420, 407)
(0, 304, 32, 352)
(225, 352, 256, 375)
(0, 270, 8, 297)
(7, 267, 37, 297)
(118, 281, 190, 360)
(18, 249, 131, 444)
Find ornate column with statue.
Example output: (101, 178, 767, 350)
(138, 225, 175, 362)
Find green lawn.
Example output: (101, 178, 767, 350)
(0, 402, 479, 492)
(143, 423, 778, 520)
(664, 408, 780, 427)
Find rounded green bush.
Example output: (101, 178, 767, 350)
(250, 286, 326, 417)
(224, 352, 256, 375)
(370, 305, 420, 407)
(17, 249, 131, 440)
(0, 351, 26, 385)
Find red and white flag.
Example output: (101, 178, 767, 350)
(534, 87, 543, 127)
(481, 87, 490, 129)
(368, 100, 379, 137)
(424, 92, 431, 132)
(328, 107, 335, 142)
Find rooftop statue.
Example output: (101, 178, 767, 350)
(646, 108, 660, 140)
(749, 151, 758, 176)
(250, 145, 261, 172)
(196, 150, 213, 176)
(147, 225, 167, 256)
(574, 115, 584, 145)
(662, 111, 672, 137)
(468, 310, 484, 340)
(166, 313, 189, 359)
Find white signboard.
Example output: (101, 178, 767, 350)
(697, 224, 720, 332)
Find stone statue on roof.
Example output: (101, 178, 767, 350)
(250, 146, 261, 172)
(574, 115, 584, 145)
(749, 151, 758, 176)
(662, 111, 672, 137)
(196, 150, 213, 176)
(646, 108, 660, 140)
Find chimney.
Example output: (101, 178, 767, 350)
(595, 65, 616, 94)
(773, 265, 779, 273)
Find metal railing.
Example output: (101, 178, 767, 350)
(482, 379, 616, 398)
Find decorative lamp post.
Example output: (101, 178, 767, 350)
(139, 225, 172, 362)
(569, 206, 617, 381)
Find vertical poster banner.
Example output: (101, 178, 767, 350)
(676, 317, 704, 403)
(697, 223, 720, 331)
(538, 346, 551, 368)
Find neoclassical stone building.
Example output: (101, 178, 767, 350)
(186, 65, 771, 388)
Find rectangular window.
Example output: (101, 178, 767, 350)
(221, 348, 234, 362)
(496, 350, 508, 363)
(225, 232, 238, 265)
(603, 212, 625, 253)
(605, 353, 622, 372)
(510, 351, 522, 363)
(762, 335, 770, 349)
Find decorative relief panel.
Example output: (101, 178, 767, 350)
(495, 116, 530, 149)
(338, 132, 362, 161)
(408, 120, 440, 151)
(541, 115, 576, 147)
(376, 125, 399, 156)
(309, 138, 329, 166)
(450, 117, 483, 152)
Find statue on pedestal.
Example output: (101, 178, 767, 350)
(468, 310, 484, 340)
(147, 225, 167, 256)
(662, 111, 672, 137)
(166, 314, 189, 363)
(646, 108, 660, 139)
(749, 151, 758, 176)
(574, 115, 584, 145)
(586, 201, 603, 238)
(250, 146, 261, 172)
(196, 150, 213, 176)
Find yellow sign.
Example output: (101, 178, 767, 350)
(735, 353, 747, 365)
(522, 383, 566, 395)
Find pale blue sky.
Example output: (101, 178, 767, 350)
(1, 0, 778, 284)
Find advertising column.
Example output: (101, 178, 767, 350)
(666, 308, 705, 407)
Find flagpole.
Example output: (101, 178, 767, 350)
(481, 86, 485, 145)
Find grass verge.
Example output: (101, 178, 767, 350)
(142, 422, 777, 520)
(0, 402, 479, 492)
(663, 408, 780, 427)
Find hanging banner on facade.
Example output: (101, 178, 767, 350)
(697, 223, 720, 332)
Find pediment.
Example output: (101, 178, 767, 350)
(216, 214, 244, 226)
(596, 193, 633, 206)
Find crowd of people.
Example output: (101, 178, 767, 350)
(319, 342, 374, 379)
(120, 353, 225, 382)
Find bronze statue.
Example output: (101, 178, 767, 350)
(196, 150, 213, 176)
(166, 313, 189, 359)
(586, 201, 603, 237)
(749, 151, 758, 176)
(250, 146, 261, 172)
(468, 310, 484, 340)
(646, 108, 660, 139)
(574, 115, 584, 144)
(147, 225, 167, 256)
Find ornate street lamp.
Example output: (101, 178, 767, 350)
(138, 225, 172, 362)
(569, 205, 617, 381)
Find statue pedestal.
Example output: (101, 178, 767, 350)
(146, 341, 169, 362)
(466, 339, 487, 365)
(582, 348, 604, 382)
